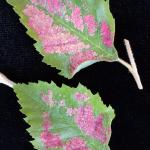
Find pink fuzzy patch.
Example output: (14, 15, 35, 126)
(40, 112, 63, 148)
(84, 15, 97, 35)
(42, 32, 90, 54)
(101, 21, 113, 48)
(42, 112, 51, 131)
(71, 7, 84, 31)
(47, 0, 61, 13)
(23, 5, 44, 17)
(24, 5, 53, 34)
(65, 137, 89, 150)
(70, 50, 97, 73)
(23, 5, 89, 54)
(31, 0, 39, 4)
(74, 105, 109, 143)
(41, 90, 55, 106)
(74, 92, 89, 102)
(93, 115, 107, 143)
(75, 105, 95, 136)
(66, 107, 78, 116)
(40, 131, 63, 148)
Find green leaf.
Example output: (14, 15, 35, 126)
(14, 81, 115, 150)
(6, 0, 118, 78)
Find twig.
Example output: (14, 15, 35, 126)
(0, 73, 15, 88)
(118, 39, 143, 90)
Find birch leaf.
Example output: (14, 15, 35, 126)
(6, 0, 118, 78)
(14, 81, 115, 150)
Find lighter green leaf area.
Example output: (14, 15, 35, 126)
(34, 42, 71, 78)
(13, 81, 115, 150)
(72, 60, 100, 76)
(102, 106, 115, 128)
(44, 54, 71, 78)
(6, 0, 118, 79)
(50, 109, 83, 140)
(86, 138, 110, 150)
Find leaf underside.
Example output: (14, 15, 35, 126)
(6, 0, 118, 78)
(14, 81, 115, 150)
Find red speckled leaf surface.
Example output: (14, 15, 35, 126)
(14, 81, 115, 150)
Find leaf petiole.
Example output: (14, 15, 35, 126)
(118, 39, 143, 90)
(0, 73, 15, 88)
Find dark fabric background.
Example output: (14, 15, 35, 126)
(0, 0, 150, 150)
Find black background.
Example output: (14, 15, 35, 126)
(0, 0, 150, 150)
